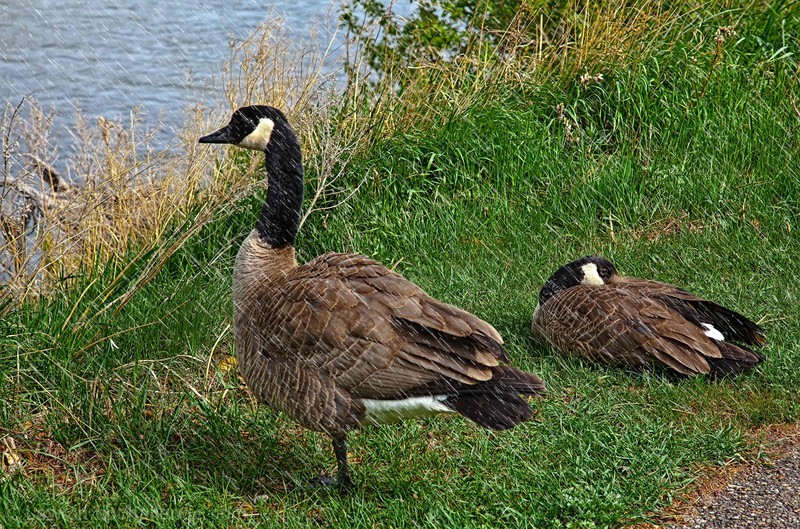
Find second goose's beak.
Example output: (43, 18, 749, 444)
(199, 125, 236, 144)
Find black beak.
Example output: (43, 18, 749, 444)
(198, 125, 236, 144)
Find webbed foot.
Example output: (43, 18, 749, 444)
(308, 473, 355, 493)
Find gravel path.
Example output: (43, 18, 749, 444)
(669, 445, 800, 529)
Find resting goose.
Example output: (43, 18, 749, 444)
(199, 106, 545, 491)
(531, 255, 765, 377)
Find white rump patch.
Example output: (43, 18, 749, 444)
(362, 395, 453, 425)
(580, 263, 605, 285)
(238, 118, 275, 151)
(701, 322, 725, 341)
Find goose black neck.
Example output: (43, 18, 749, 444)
(256, 128, 304, 248)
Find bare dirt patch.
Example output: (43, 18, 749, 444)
(630, 423, 800, 528)
(621, 210, 707, 244)
(1, 425, 106, 489)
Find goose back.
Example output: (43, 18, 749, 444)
(234, 231, 539, 435)
(612, 276, 766, 346)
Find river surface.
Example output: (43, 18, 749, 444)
(0, 0, 354, 150)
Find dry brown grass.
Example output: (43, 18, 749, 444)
(0, 20, 353, 314)
(0, 1, 740, 311)
(616, 210, 707, 243)
(1, 426, 107, 490)
(336, 0, 716, 139)
(0, 98, 234, 307)
(217, 21, 375, 230)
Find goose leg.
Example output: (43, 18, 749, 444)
(309, 434, 355, 492)
(333, 434, 355, 492)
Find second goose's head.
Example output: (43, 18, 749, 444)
(539, 255, 617, 305)
(199, 105, 296, 153)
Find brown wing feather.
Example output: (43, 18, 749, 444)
(533, 284, 721, 375)
(257, 252, 506, 399)
(615, 277, 766, 346)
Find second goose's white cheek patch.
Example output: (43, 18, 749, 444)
(580, 263, 605, 286)
(238, 118, 275, 151)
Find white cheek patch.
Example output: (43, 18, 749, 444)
(238, 118, 275, 151)
(580, 263, 605, 285)
(701, 323, 726, 341)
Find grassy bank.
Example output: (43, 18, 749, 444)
(2, 2, 799, 527)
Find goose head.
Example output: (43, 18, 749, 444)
(199, 105, 303, 248)
(538, 255, 617, 305)
(199, 105, 293, 152)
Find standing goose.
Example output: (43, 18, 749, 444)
(199, 106, 545, 491)
(531, 255, 765, 377)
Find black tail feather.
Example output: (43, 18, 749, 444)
(480, 365, 547, 396)
(446, 392, 534, 430)
(693, 300, 765, 346)
(443, 366, 545, 430)
(399, 366, 545, 429)
(707, 340, 765, 378)
(661, 296, 766, 346)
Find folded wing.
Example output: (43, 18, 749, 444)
(533, 285, 731, 375)
(260, 252, 542, 413)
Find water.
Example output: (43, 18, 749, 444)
(0, 0, 345, 150)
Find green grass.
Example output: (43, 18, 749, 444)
(2, 6, 799, 528)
